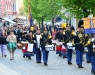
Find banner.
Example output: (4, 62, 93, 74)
(83, 18, 95, 34)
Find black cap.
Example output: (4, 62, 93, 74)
(71, 26, 75, 30)
(63, 28, 66, 30)
(59, 27, 63, 30)
(29, 30, 33, 33)
(78, 20, 84, 28)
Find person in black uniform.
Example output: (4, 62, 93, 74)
(63, 24, 75, 65)
(55, 28, 65, 57)
(85, 34, 92, 63)
(35, 29, 42, 63)
(40, 29, 52, 66)
(74, 20, 85, 68)
(86, 35, 95, 74)
(26, 31, 34, 60)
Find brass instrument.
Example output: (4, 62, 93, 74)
(48, 34, 52, 39)
(77, 32, 85, 46)
(71, 30, 76, 36)
(72, 39, 75, 46)
(85, 35, 92, 46)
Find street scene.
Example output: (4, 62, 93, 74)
(0, 0, 95, 75)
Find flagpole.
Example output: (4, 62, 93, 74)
(28, 0, 30, 27)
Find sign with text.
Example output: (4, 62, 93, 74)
(83, 18, 95, 34)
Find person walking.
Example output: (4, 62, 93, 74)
(7, 31, 17, 60)
(0, 30, 7, 57)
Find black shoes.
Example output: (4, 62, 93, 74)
(87, 61, 91, 63)
(28, 57, 31, 60)
(68, 62, 72, 65)
(44, 63, 48, 66)
(78, 65, 84, 68)
(4, 55, 7, 57)
(91, 70, 95, 74)
(37, 61, 42, 63)
(10, 57, 14, 60)
(59, 54, 62, 57)
(63, 56, 67, 58)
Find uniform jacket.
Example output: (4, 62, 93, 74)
(74, 31, 84, 50)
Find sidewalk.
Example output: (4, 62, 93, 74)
(0, 62, 21, 75)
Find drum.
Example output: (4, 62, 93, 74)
(45, 45, 53, 51)
(21, 41, 28, 53)
(56, 45, 62, 51)
(17, 43, 22, 49)
(67, 42, 73, 49)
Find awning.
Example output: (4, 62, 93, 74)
(2, 17, 16, 24)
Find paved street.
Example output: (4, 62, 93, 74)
(0, 49, 93, 75)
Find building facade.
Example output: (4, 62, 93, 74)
(0, 0, 17, 20)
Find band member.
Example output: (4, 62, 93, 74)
(26, 31, 34, 60)
(35, 29, 42, 63)
(85, 34, 92, 63)
(86, 35, 95, 74)
(55, 28, 65, 57)
(63, 24, 75, 65)
(40, 29, 52, 66)
(74, 20, 85, 68)
(22, 32, 27, 41)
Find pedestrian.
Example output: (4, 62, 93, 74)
(7, 31, 17, 60)
(0, 30, 7, 57)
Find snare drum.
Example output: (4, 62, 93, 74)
(56, 45, 62, 51)
(67, 42, 73, 49)
(45, 45, 53, 51)
(21, 41, 28, 53)
(21, 41, 28, 49)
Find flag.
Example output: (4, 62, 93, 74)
(30, 14, 33, 27)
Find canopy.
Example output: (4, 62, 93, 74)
(2, 17, 16, 24)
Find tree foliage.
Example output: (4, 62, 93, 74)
(23, 0, 63, 22)
(61, 0, 95, 19)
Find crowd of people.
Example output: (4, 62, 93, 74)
(0, 21, 95, 75)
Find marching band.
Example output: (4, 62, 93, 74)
(0, 21, 95, 74)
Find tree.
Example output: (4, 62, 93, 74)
(61, 0, 95, 19)
(23, 0, 63, 25)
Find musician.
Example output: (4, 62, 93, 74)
(35, 29, 42, 63)
(22, 32, 27, 41)
(40, 29, 52, 66)
(85, 35, 95, 74)
(26, 31, 34, 60)
(55, 28, 65, 57)
(74, 20, 85, 68)
(85, 34, 92, 63)
(63, 24, 75, 65)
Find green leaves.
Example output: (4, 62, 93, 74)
(61, 0, 95, 19)
(23, 0, 63, 22)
